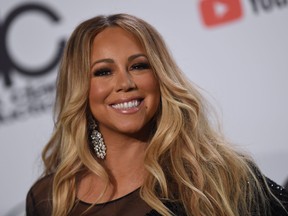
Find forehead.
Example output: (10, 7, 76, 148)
(92, 27, 145, 53)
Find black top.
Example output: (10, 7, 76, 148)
(26, 174, 288, 216)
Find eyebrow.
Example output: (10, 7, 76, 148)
(128, 53, 147, 62)
(90, 58, 114, 68)
(90, 53, 147, 69)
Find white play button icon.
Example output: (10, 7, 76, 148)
(214, 1, 229, 17)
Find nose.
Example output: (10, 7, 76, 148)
(115, 69, 136, 92)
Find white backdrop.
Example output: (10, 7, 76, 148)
(0, 0, 287, 215)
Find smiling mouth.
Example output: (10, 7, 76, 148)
(111, 99, 142, 110)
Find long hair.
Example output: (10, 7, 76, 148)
(42, 13, 272, 216)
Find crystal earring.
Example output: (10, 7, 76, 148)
(88, 117, 106, 159)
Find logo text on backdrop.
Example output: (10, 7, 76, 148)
(0, 3, 65, 124)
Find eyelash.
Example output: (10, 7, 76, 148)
(93, 68, 111, 77)
(92, 62, 150, 77)
(130, 62, 150, 70)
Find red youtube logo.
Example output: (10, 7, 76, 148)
(199, 0, 243, 27)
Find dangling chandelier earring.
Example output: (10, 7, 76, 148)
(88, 117, 106, 159)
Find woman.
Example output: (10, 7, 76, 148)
(26, 13, 288, 216)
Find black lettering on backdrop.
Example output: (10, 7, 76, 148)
(250, 0, 288, 13)
(275, 0, 288, 6)
(0, 3, 65, 125)
(0, 3, 65, 87)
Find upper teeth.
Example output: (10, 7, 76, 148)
(112, 100, 140, 109)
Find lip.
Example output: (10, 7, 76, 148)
(109, 97, 144, 114)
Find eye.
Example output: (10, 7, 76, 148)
(93, 68, 112, 77)
(130, 62, 150, 71)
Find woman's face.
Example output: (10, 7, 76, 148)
(89, 27, 160, 138)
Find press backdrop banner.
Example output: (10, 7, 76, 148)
(1, 0, 287, 215)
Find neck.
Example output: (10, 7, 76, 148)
(78, 133, 147, 203)
(100, 129, 148, 191)
(103, 133, 147, 180)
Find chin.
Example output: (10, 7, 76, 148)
(118, 126, 150, 139)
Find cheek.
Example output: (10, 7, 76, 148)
(137, 74, 161, 105)
(142, 74, 160, 95)
(89, 81, 108, 105)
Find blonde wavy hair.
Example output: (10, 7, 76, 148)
(42, 14, 272, 216)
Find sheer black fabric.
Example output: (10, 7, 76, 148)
(26, 175, 152, 216)
(26, 174, 288, 216)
